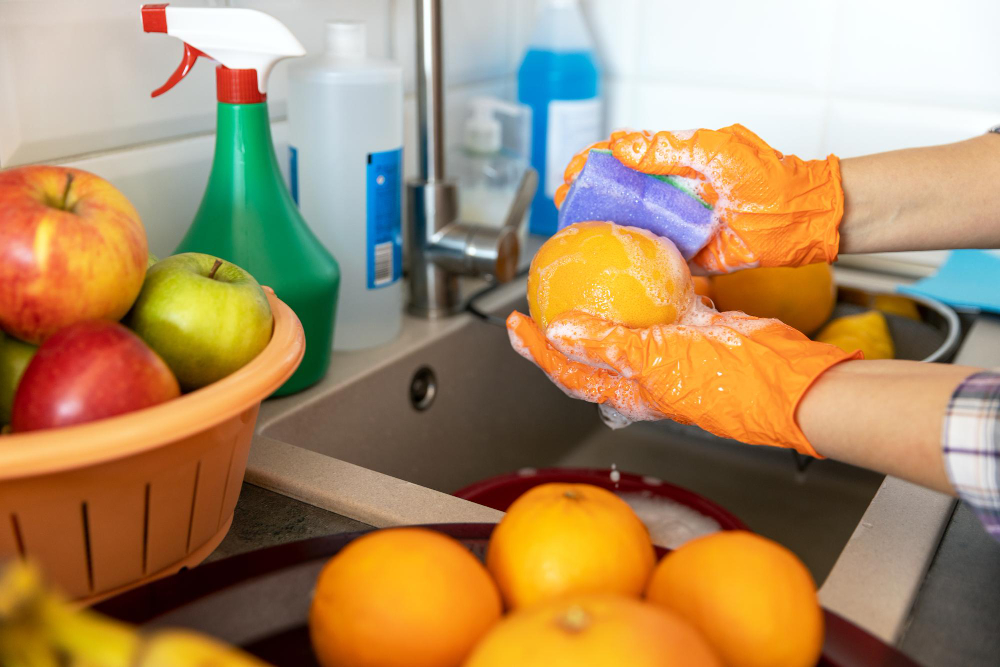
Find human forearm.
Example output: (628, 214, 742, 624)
(839, 133, 1000, 255)
(796, 360, 981, 494)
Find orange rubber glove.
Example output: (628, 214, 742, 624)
(507, 308, 860, 457)
(554, 125, 844, 273)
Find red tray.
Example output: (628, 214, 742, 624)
(96, 524, 921, 667)
(454, 466, 748, 531)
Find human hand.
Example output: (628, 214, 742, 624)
(507, 306, 859, 457)
(555, 125, 844, 273)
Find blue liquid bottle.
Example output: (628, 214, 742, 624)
(518, 0, 601, 237)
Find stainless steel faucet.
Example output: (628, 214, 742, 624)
(406, 0, 538, 318)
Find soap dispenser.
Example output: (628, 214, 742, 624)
(288, 22, 404, 351)
(452, 97, 532, 249)
(141, 3, 340, 396)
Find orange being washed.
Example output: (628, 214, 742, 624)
(309, 528, 501, 667)
(527, 221, 694, 331)
(711, 262, 836, 335)
(645, 531, 824, 667)
(463, 594, 722, 667)
(486, 483, 655, 611)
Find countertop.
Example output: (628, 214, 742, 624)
(207, 483, 370, 563)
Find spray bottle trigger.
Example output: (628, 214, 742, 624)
(152, 42, 210, 98)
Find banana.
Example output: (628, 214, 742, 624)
(0, 560, 272, 667)
(137, 630, 272, 667)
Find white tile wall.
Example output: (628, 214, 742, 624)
(3, 0, 998, 268)
(586, 0, 1000, 157)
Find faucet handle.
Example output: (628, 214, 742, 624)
(429, 167, 538, 283)
(501, 167, 538, 236)
(431, 221, 519, 282)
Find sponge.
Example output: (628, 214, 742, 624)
(557, 149, 716, 259)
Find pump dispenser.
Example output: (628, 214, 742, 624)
(141, 4, 340, 396)
(451, 97, 532, 248)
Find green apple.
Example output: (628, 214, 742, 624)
(0, 331, 38, 424)
(127, 253, 272, 391)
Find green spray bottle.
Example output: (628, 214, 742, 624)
(141, 4, 339, 395)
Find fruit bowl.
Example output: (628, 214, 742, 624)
(95, 525, 922, 667)
(0, 289, 304, 603)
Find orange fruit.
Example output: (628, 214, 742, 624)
(645, 531, 824, 667)
(872, 294, 920, 321)
(692, 275, 713, 301)
(527, 221, 694, 331)
(486, 483, 656, 611)
(816, 310, 894, 360)
(309, 527, 502, 667)
(711, 262, 835, 335)
(464, 593, 722, 667)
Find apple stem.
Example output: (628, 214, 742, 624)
(208, 259, 223, 280)
(60, 173, 75, 211)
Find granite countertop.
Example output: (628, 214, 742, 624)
(207, 483, 370, 563)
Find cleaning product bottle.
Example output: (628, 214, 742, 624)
(141, 4, 339, 396)
(518, 0, 601, 237)
(450, 97, 532, 248)
(288, 22, 403, 351)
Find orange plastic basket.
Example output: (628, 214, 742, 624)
(0, 289, 304, 603)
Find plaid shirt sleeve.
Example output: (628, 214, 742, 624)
(942, 370, 1000, 540)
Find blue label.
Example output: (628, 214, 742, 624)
(289, 145, 299, 205)
(366, 148, 403, 289)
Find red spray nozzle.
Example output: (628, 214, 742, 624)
(141, 4, 168, 33)
(140, 3, 305, 103)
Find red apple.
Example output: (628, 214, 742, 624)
(11, 320, 180, 432)
(0, 166, 148, 343)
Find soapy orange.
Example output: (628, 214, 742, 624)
(309, 527, 502, 667)
(711, 262, 836, 335)
(816, 310, 895, 360)
(463, 593, 723, 667)
(645, 531, 824, 667)
(527, 221, 694, 331)
(486, 483, 656, 611)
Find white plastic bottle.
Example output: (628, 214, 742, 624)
(288, 22, 404, 351)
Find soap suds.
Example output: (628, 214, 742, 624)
(620, 491, 721, 549)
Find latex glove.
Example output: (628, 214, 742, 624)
(554, 125, 844, 273)
(507, 308, 860, 457)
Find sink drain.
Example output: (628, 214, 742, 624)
(409, 366, 437, 411)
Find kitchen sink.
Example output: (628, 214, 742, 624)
(246, 267, 997, 645)
(259, 291, 883, 586)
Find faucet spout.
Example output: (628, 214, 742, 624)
(406, 0, 538, 318)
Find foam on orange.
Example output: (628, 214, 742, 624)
(527, 221, 695, 331)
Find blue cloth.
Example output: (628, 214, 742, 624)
(899, 249, 1000, 314)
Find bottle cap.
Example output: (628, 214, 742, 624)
(465, 98, 502, 154)
(325, 21, 366, 59)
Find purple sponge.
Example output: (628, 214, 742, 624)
(557, 150, 716, 259)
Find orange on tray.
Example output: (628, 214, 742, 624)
(527, 221, 694, 331)
(711, 262, 835, 335)
(486, 483, 656, 611)
(309, 527, 502, 667)
(464, 593, 722, 667)
(645, 531, 824, 667)
(816, 310, 895, 360)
